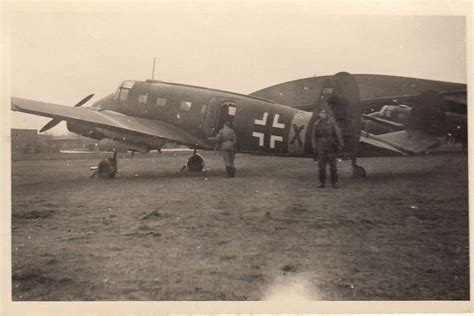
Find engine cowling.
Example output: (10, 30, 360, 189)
(67, 122, 166, 152)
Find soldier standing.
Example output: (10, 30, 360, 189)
(312, 108, 344, 188)
(208, 120, 237, 177)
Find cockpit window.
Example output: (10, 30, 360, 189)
(119, 89, 129, 101)
(114, 80, 136, 101)
(121, 80, 136, 89)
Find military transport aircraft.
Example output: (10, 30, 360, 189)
(11, 72, 467, 178)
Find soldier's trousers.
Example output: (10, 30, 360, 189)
(318, 151, 338, 184)
(222, 150, 236, 177)
(222, 150, 235, 167)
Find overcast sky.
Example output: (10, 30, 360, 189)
(4, 1, 468, 134)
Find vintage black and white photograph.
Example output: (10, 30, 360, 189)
(3, 0, 471, 310)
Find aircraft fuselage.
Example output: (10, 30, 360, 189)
(82, 79, 316, 156)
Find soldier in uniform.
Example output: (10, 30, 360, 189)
(91, 150, 118, 179)
(312, 108, 344, 188)
(208, 120, 237, 177)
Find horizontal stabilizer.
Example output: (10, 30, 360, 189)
(360, 130, 441, 155)
(360, 133, 406, 155)
(362, 114, 404, 129)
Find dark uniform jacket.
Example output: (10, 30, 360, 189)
(209, 126, 237, 151)
(313, 118, 344, 153)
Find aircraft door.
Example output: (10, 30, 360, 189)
(203, 97, 237, 137)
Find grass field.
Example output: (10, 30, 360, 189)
(11, 150, 469, 300)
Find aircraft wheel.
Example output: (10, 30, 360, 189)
(187, 154, 204, 172)
(352, 165, 366, 178)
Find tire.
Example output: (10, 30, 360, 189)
(352, 165, 366, 178)
(187, 154, 204, 172)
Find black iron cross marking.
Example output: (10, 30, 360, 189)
(290, 124, 304, 146)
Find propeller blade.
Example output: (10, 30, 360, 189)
(74, 93, 94, 107)
(39, 93, 94, 133)
(39, 118, 61, 133)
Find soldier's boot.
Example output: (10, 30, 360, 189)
(226, 166, 234, 177)
(330, 170, 338, 188)
(230, 166, 236, 177)
(318, 169, 326, 188)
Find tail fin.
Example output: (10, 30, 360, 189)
(311, 72, 361, 159)
(314, 72, 361, 137)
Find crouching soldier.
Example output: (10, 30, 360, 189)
(313, 108, 344, 188)
(91, 151, 118, 179)
(208, 120, 237, 177)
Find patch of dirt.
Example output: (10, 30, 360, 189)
(11, 151, 469, 300)
(13, 209, 57, 219)
(142, 210, 162, 220)
(12, 269, 74, 300)
(281, 263, 298, 273)
(240, 273, 265, 282)
(220, 255, 237, 261)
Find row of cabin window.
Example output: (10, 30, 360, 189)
(114, 89, 193, 111)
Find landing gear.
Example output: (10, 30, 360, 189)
(187, 149, 204, 172)
(351, 157, 366, 178)
(91, 151, 118, 179)
(344, 135, 366, 178)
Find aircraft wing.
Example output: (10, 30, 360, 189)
(359, 130, 442, 155)
(11, 97, 209, 148)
